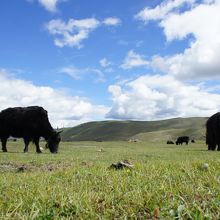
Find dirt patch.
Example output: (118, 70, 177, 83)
(0, 162, 17, 172)
(80, 161, 94, 168)
(0, 163, 32, 173)
(0, 162, 72, 173)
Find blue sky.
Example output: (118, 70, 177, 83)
(1, 0, 220, 127)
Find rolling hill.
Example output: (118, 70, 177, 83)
(61, 117, 208, 142)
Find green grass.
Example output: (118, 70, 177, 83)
(0, 140, 220, 219)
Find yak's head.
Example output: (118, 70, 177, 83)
(46, 130, 62, 153)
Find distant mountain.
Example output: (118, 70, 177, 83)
(61, 117, 208, 142)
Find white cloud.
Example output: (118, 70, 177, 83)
(46, 18, 100, 48)
(27, 0, 65, 12)
(121, 50, 149, 69)
(60, 66, 105, 83)
(46, 16, 121, 48)
(102, 17, 121, 26)
(0, 69, 109, 127)
(107, 74, 220, 120)
(38, 0, 60, 12)
(99, 58, 111, 67)
(135, 0, 196, 22)
(136, 0, 220, 80)
(60, 66, 82, 80)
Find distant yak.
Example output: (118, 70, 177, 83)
(167, 140, 174, 144)
(0, 106, 61, 153)
(206, 112, 220, 151)
(176, 136, 189, 145)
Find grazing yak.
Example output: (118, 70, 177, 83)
(167, 140, 174, 144)
(0, 106, 61, 153)
(206, 112, 220, 151)
(176, 136, 189, 145)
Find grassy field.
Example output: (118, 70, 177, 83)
(0, 140, 220, 219)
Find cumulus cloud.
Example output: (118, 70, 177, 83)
(27, 0, 65, 12)
(46, 18, 100, 48)
(0, 69, 109, 127)
(135, 0, 196, 22)
(121, 50, 149, 69)
(102, 17, 121, 26)
(46, 16, 121, 48)
(38, 0, 60, 12)
(136, 0, 220, 80)
(107, 74, 220, 120)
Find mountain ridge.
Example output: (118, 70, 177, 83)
(61, 117, 208, 142)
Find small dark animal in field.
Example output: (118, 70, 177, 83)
(191, 139, 195, 143)
(0, 106, 61, 153)
(206, 112, 220, 151)
(167, 140, 174, 144)
(109, 160, 134, 170)
(95, 138, 103, 142)
(176, 136, 189, 145)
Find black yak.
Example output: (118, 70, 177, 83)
(167, 140, 174, 144)
(176, 136, 189, 145)
(206, 112, 220, 151)
(0, 106, 61, 153)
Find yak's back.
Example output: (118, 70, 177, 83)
(0, 106, 47, 121)
(207, 112, 220, 126)
(0, 106, 50, 130)
(206, 112, 220, 135)
(206, 112, 220, 141)
(0, 106, 52, 137)
(206, 112, 220, 133)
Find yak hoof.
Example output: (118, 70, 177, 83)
(2, 149, 7, 152)
(37, 150, 42, 154)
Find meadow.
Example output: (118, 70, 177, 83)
(0, 140, 220, 219)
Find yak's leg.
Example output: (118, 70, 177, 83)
(33, 138, 42, 153)
(211, 141, 216, 150)
(208, 144, 213, 150)
(23, 138, 30, 153)
(1, 138, 8, 152)
(209, 144, 216, 151)
(208, 139, 215, 150)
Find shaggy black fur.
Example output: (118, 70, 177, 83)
(176, 136, 189, 145)
(206, 112, 220, 151)
(0, 106, 61, 153)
